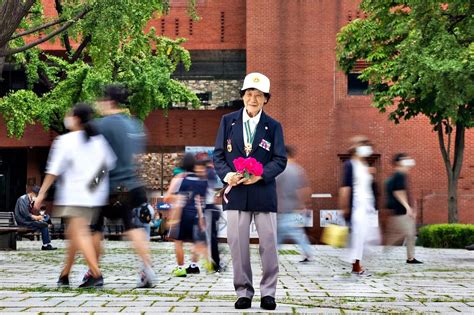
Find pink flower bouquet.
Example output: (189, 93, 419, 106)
(233, 157, 264, 178)
(223, 157, 263, 204)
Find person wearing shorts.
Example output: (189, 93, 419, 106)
(89, 84, 156, 288)
(35, 103, 115, 288)
(167, 154, 211, 277)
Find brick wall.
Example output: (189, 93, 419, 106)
(144, 108, 233, 148)
(38, 0, 246, 51)
(4, 0, 474, 232)
(0, 118, 54, 148)
(246, 0, 474, 239)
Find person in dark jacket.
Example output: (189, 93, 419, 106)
(213, 72, 287, 310)
(385, 153, 422, 264)
(14, 185, 56, 250)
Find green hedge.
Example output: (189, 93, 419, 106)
(418, 224, 474, 248)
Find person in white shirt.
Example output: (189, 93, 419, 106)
(34, 103, 116, 288)
(339, 136, 380, 276)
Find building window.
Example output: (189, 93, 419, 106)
(0, 65, 27, 97)
(347, 73, 368, 95)
(196, 91, 212, 106)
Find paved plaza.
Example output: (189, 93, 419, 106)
(0, 240, 473, 314)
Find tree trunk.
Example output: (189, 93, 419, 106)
(437, 121, 465, 224)
(447, 176, 458, 223)
(0, 0, 35, 49)
(0, 49, 5, 80)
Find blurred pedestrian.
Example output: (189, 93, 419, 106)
(90, 84, 155, 288)
(35, 103, 115, 288)
(276, 145, 314, 262)
(167, 153, 211, 277)
(385, 153, 422, 264)
(133, 202, 155, 241)
(213, 72, 287, 310)
(339, 136, 380, 276)
(199, 156, 223, 273)
(14, 185, 56, 250)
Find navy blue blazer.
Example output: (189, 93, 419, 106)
(213, 109, 287, 212)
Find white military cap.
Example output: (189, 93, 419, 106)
(241, 72, 270, 93)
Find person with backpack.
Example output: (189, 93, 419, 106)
(89, 84, 156, 288)
(167, 153, 211, 277)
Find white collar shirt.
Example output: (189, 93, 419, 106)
(242, 109, 262, 145)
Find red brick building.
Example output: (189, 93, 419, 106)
(1, 0, 473, 239)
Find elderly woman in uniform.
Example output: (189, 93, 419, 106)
(213, 73, 287, 310)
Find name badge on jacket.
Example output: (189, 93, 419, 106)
(259, 139, 271, 151)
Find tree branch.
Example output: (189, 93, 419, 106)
(452, 121, 465, 179)
(69, 34, 91, 62)
(0, 0, 36, 48)
(54, 0, 72, 56)
(437, 122, 452, 177)
(0, 8, 90, 57)
(9, 17, 65, 40)
(38, 68, 54, 91)
(446, 121, 451, 164)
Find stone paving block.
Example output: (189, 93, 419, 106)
(409, 306, 459, 312)
(170, 306, 200, 312)
(54, 299, 87, 307)
(105, 300, 155, 307)
(0, 308, 28, 313)
(123, 306, 177, 313)
(80, 300, 108, 307)
(0, 241, 473, 314)
(27, 307, 124, 313)
(1, 297, 27, 302)
(292, 307, 344, 314)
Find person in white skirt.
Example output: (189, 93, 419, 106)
(339, 136, 380, 276)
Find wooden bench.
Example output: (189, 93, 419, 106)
(0, 212, 35, 250)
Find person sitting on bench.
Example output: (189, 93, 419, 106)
(14, 185, 57, 250)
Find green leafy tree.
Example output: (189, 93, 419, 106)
(336, 0, 473, 223)
(0, 0, 200, 137)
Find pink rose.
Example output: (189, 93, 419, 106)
(245, 157, 263, 176)
(251, 162, 264, 176)
(244, 157, 257, 172)
(233, 157, 247, 173)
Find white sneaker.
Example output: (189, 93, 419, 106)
(136, 266, 156, 288)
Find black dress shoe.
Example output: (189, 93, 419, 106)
(41, 244, 57, 250)
(260, 296, 276, 310)
(78, 274, 104, 288)
(234, 297, 252, 309)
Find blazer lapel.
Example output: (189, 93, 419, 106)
(232, 109, 245, 156)
(251, 111, 269, 154)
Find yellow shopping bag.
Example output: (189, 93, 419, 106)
(321, 224, 349, 248)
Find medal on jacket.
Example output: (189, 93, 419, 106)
(227, 139, 232, 152)
(244, 143, 252, 156)
(244, 120, 255, 156)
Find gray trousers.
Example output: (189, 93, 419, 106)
(226, 210, 279, 299)
(385, 214, 416, 260)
